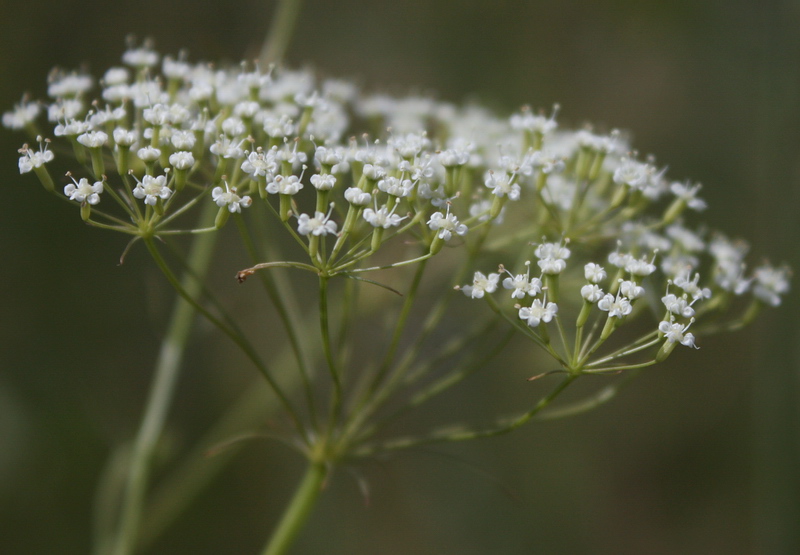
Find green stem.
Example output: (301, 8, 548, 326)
(355, 376, 577, 456)
(259, 0, 304, 65)
(261, 461, 328, 555)
(110, 200, 218, 555)
(319, 277, 343, 427)
(143, 237, 309, 444)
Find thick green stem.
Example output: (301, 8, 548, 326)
(111, 200, 218, 555)
(262, 461, 328, 555)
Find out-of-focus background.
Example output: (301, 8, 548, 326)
(1, 1, 798, 553)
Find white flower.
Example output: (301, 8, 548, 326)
(752, 265, 791, 307)
(625, 254, 657, 277)
(133, 174, 172, 205)
(581, 284, 605, 303)
(658, 319, 698, 348)
(143, 104, 171, 126)
(535, 243, 570, 275)
(363, 205, 406, 229)
(310, 174, 337, 191)
(519, 298, 559, 327)
(77, 130, 108, 148)
(438, 147, 470, 168)
(529, 150, 565, 174)
(502, 263, 542, 299)
(344, 187, 371, 206)
(427, 209, 468, 241)
(613, 157, 653, 189)
(485, 172, 521, 200)
(64, 177, 103, 205)
(266, 174, 303, 195)
(122, 46, 159, 68)
(162, 57, 191, 80)
(673, 269, 712, 300)
(619, 280, 645, 300)
(315, 146, 343, 167)
(661, 293, 696, 318)
(362, 163, 387, 181)
(212, 182, 252, 213)
(209, 135, 245, 159)
(667, 224, 705, 253)
(597, 293, 633, 318)
(584, 263, 607, 283)
(297, 211, 337, 236)
(510, 105, 559, 134)
(18, 140, 54, 174)
(102, 67, 129, 86)
(54, 119, 90, 137)
(137, 146, 161, 162)
(670, 181, 707, 211)
(113, 128, 138, 146)
(537, 258, 567, 275)
(47, 73, 93, 98)
(221, 116, 246, 137)
(377, 176, 414, 197)
(3, 99, 40, 130)
(170, 130, 196, 150)
(242, 149, 277, 179)
(169, 151, 195, 170)
(461, 271, 500, 299)
(535, 242, 571, 261)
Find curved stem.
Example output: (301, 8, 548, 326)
(110, 200, 218, 555)
(143, 237, 309, 444)
(261, 461, 327, 555)
(354, 376, 577, 457)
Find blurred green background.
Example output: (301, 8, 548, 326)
(1, 1, 798, 553)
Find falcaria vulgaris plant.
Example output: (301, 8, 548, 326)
(6, 31, 790, 555)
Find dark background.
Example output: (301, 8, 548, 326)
(1, 1, 798, 553)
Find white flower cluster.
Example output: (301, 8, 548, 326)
(5, 42, 790, 368)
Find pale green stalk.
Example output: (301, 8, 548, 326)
(355, 376, 577, 457)
(236, 216, 319, 430)
(110, 200, 218, 555)
(259, 0, 304, 65)
(261, 462, 328, 555)
(143, 235, 309, 443)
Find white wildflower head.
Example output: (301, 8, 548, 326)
(518, 298, 558, 327)
(132, 174, 171, 205)
(137, 146, 161, 162)
(297, 205, 337, 237)
(18, 138, 54, 174)
(581, 284, 605, 303)
(502, 262, 542, 299)
(584, 263, 607, 284)
(3, 98, 40, 130)
(597, 292, 633, 318)
(752, 265, 791, 307)
(169, 151, 195, 171)
(485, 171, 521, 200)
(64, 176, 103, 205)
(659, 318, 698, 348)
(460, 271, 500, 299)
(427, 206, 468, 241)
(310, 173, 336, 191)
(535, 240, 570, 275)
(362, 204, 406, 229)
(344, 187, 371, 206)
(212, 182, 252, 213)
(266, 173, 304, 195)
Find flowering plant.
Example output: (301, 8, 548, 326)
(5, 15, 791, 555)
